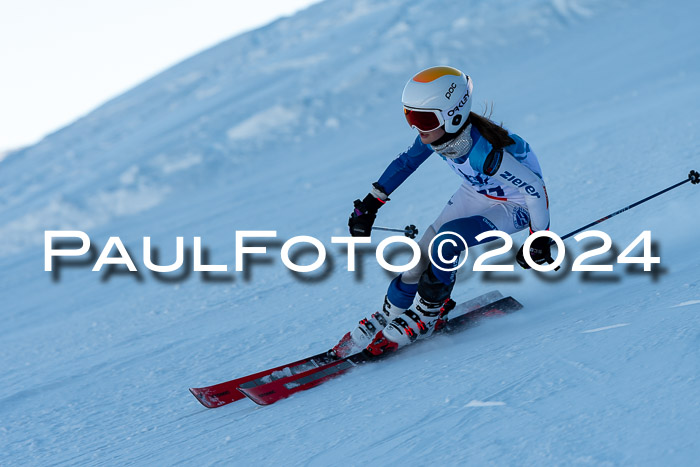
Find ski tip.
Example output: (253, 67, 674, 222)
(189, 388, 218, 408)
(237, 387, 272, 406)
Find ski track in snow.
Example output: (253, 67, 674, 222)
(581, 323, 631, 333)
(1, 0, 700, 464)
(672, 300, 700, 308)
(465, 400, 507, 407)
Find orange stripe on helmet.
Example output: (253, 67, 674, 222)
(412, 66, 462, 83)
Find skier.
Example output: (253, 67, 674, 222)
(332, 66, 554, 358)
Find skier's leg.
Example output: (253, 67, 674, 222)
(377, 185, 474, 307)
(349, 276, 414, 345)
(394, 224, 437, 286)
(369, 199, 530, 352)
(331, 284, 409, 358)
(426, 215, 498, 284)
(427, 197, 532, 281)
(335, 184, 530, 357)
(337, 185, 483, 356)
(331, 225, 437, 357)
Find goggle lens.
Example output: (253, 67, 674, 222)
(404, 108, 443, 132)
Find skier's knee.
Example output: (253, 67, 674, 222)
(436, 216, 496, 247)
(430, 216, 497, 271)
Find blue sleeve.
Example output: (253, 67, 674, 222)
(504, 132, 543, 178)
(376, 136, 433, 195)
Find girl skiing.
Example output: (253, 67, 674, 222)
(333, 66, 553, 357)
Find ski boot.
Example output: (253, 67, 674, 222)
(364, 295, 455, 357)
(434, 298, 456, 332)
(330, 296, 406, 358)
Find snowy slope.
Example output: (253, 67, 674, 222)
(1, 0, 699, 464)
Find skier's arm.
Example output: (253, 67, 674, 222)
(375, 136, 434, 196)
(471, 150, 550, 231)
(348, 137, 433, 236)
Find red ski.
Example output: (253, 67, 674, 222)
(189, 290, 506, 408)
(238, 296, 523, 406)
(189, 352, 336, 408)
(238, 357, 359, 405)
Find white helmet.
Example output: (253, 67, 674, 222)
(402, 66, 473, 134)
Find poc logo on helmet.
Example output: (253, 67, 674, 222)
(445, 82, 457, 100)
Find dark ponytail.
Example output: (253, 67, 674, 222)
(468, 112, 514, 149)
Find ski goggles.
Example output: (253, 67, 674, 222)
(403, 106, 445, 132)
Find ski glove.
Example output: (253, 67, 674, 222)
(348, 194, 384, 236)
(516, 236, 554, 269)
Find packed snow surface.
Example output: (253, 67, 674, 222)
(1, 0, 699, 464)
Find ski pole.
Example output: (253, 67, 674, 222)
(558, 169, 699, 241)
(373, 224, 419, 239)
(533, 170, 698, 271)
